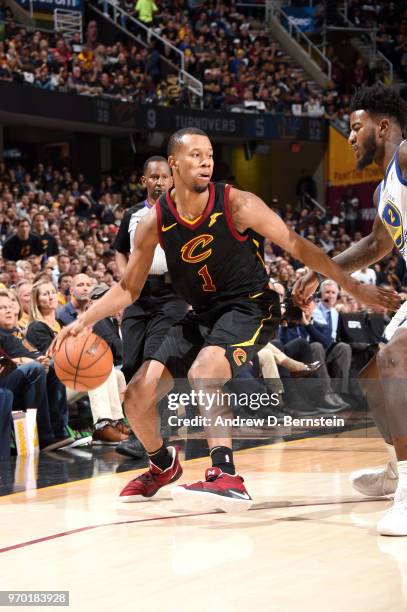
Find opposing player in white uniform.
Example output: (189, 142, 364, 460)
(295, 84, 407, 535)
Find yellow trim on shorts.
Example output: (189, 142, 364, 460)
(230, 306, 274, 347)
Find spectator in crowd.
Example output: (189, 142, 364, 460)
(32, 212, 59, 257)
(56, 254, 72, 281)
(304, 95, 325, 118)
(7, 288, 24, 332)
(0, 290, 73, 450)
(57, 272, 73, 306)
(135, 0, 158, 25)
(0, 3, 354, 114)
(269, 279, 351, 411)
(263, 281, 325, 414)
(309, 280, 352, 402)
(26, 279, 62, 352)
(15, 279, 32, 329)
(2, 218, 43, 261)
(57, 273, 93, 325)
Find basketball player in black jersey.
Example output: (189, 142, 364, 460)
(53, 128, 399, 513)
(113, 156, 188, 458)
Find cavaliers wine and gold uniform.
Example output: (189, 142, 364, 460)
(153, 182, 280, 377)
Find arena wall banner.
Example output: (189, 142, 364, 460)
(327, 126, 383, 233)
(0, 81, 327, 143)
(137, 105, 326, 142)
(282, 6, 316, 33)
(16, 0, 83, 12)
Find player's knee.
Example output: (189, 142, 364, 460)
(187, 364, 203, 386)
(187, 362, 216, 386)
(124, 373, 154, 411)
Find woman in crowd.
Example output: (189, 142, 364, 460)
(26, 279, 129, 445)
(7, 288, 25, 333)
(0, 288, 72, 451)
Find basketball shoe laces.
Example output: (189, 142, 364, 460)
(137, 470, 155, 485)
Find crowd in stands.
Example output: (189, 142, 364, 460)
(0, 0, 403, 122)
(0, 156, 404, 457)
(0, 0, 391, 121)
(343, 0, 407, 82)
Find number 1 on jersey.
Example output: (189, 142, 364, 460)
(198, 264, 216, 292)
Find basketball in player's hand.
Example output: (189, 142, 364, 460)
(54, 331, 113, 391)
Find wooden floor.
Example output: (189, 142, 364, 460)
(1, 436, 405, 612)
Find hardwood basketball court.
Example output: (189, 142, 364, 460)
(0, 434, 404, 611)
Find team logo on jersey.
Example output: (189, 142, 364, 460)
(181, 234, 214, 264)
(382, 200, 404, 249)
(232, 348, 247, 367)
(208, 212, 223, 227)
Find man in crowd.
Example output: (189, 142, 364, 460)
(15, 279, 33, 329)
(32, 212, 59, 257)
(57, 273, 93, 325)
(57, 273, 73, 306)
(310, 280, 352, 405)
(2, 218, 43, 261)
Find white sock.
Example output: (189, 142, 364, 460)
(386, 443, 399, 476)
(395, 460, 407, 503)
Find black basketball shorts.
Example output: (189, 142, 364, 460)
(153, 288, 280, 379)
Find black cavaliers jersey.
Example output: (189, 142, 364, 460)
(156, 182, 268, 311)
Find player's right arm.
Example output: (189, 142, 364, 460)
(51, 211, 158, 352)
(293, 187, 394, 305)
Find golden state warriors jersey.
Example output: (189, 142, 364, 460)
(378, 141, 407, 261)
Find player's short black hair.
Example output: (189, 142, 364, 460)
(167, 128, 209, 156)
(350, 85, 407, 130)
(142, 155, 168, 175)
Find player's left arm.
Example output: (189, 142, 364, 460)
(228, 187, 400, 309)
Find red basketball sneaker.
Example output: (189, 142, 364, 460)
(171, 467, 253, 513)
(118, 446, 183, 502)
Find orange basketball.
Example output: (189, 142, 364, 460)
(54, 332, 113, 391)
